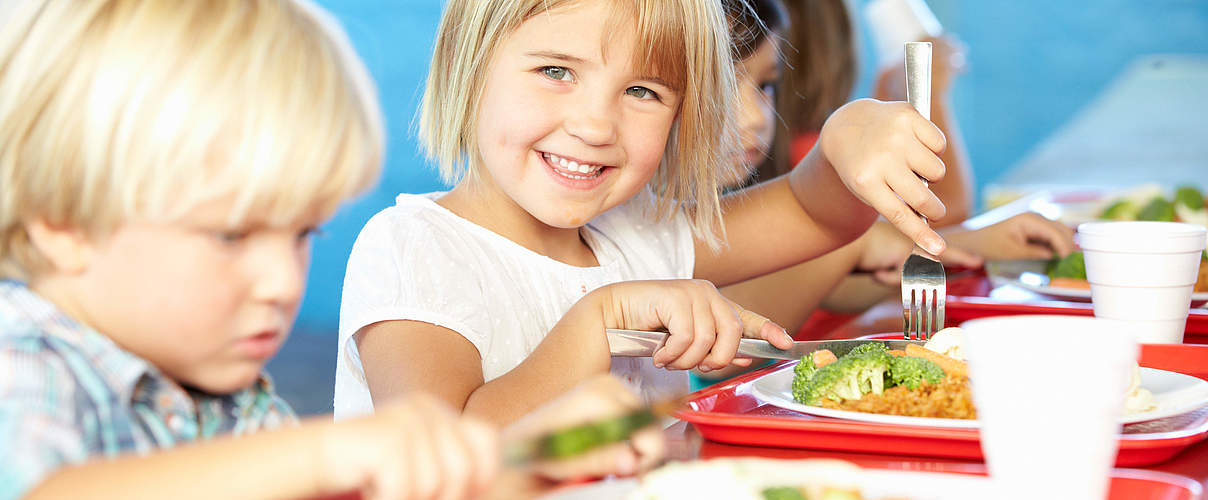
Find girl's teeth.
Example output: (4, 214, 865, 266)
(545, 152, 601, 178)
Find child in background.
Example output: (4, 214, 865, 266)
(0, 1, 659, 499)
(715, 0, 1074, 344)
(338, 0, 953, 425)
(774, 0, 974, 227)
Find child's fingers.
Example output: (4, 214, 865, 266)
(459, 417, 501, 499)
(700, 294, 742, 370)
(651, 297, 694, 368)
(737, 306, 793, 348)
(910, 111, 947, 154)
(887, 170, 946, 221)
(880, 199, 946, 256)
(1020, 215, 1076, 257)
(668, 296, 718, 370)
(908, 143, 946, 183)
(939, 245, 984, 269)
(631, 426, 667, 473)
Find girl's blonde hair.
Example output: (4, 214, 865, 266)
(417, 0, 739, 248)
(0, 0, 384, 280)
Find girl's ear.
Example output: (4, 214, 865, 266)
(23, 219, 94, 275)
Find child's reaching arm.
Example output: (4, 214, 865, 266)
(18, 394, 498, 500)
(697, 98, 949, 287)
(356, 279, 791, 427)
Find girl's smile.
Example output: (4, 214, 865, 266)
(539, 151, 613, 189)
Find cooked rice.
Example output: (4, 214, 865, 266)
(819, 377, 977, 419)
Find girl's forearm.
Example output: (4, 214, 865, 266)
(26, 419, 346, 500)
(463, 290, 614, 427)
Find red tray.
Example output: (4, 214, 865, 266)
(943, 272, 1208, 342)
(676, 344, 1208, 467)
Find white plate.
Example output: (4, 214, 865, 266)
(749, 364, 1208, 429)
(539, 462, 994, 500)
(985, 259, 1208, 307)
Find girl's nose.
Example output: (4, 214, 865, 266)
(563, 99, 618, 146)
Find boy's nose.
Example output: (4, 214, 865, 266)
(248, 239, 306, 308)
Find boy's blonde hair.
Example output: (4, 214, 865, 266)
(0, 0, 384, 280)
(418, 0, 739, 247)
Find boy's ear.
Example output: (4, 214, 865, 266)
(24, 219, 95, 275)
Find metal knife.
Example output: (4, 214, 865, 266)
(606, 329, 926, 361)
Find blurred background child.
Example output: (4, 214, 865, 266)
(702, 0, 1074, 385)
(0, 1, 658, 499)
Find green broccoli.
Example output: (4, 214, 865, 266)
(888, 356, 945, 389)
(1137, 197, 1176, 221)
(792, 355, 820, 402)
(1174, 185, 1205, 211)
(793, 351, 891, 405)
(1047, 250, 1086, 280)
(847, 342, 891, 358)
(1099, 199, 1139, 220)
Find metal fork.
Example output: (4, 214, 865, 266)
(900, 41, 946, 341)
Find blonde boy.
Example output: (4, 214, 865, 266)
(0, 1, 513, 499)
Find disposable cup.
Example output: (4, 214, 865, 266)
(962, 315, 1137, 500)
(1077, 221, 1207, 344)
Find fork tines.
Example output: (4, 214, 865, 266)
(901, 254, 946, 341)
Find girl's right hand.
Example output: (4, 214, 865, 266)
(322, 394, 500, 500)
(598, 279, 793, 372)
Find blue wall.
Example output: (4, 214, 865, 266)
(296, 0, 1208, 334)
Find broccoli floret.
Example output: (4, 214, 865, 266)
(1047, 250, 1086, 280)
(792, 355, 820, 403)
(1175, 185, 1205, 211)
(1137, 197, 1176, 222)
(847, 342, 890, 358)
(888, 356, 945, 389)
(1099, 199, 1139, 220)
(793, 352, 891, 405)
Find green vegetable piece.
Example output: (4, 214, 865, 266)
(1046, 251, 1086, 280)
(1137, 197, 1176, 222)
(793, 350, 891, 405)
(762, 487, 808, 500)
(1099, 199, 1138, 220)
(888, 356, 945, 389)
(1175, 185, 1206, 210)
(847, 342, 891, 357)
(540, 409, 655, 459)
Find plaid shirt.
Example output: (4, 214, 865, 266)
(0, 281, 296, 500)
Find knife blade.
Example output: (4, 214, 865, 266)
(606, 329, 927, 361)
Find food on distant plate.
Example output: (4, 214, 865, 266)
(1046, 250, 1208, 292)
(1098, 184, 1206, 224)
(627, 458, 911, 500)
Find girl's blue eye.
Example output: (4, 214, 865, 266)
(541, 66, 572, 81)
(760, 81, 777, 96)
(625, 86, 658, 100)
(216, 231, 248, 244)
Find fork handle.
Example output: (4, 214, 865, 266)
(905, 41, 932, 121)
(904, 41, 933, 223)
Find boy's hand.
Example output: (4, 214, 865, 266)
(323, 394, 500, 500)
(600, 280, 793, 371)
(502, 375, 665, 482)
(820, 98, 948, 255)
(946, 212, 1076, 261)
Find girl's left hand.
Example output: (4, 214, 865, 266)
(819, 98, 948, 255)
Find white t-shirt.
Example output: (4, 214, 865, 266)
(334, 192, 695, 418)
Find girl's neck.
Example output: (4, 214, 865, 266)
(437, 181, 599, 268)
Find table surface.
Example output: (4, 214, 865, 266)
(661, 419, 1208, 492)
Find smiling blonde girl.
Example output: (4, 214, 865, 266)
(338, 0, 951, 425)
